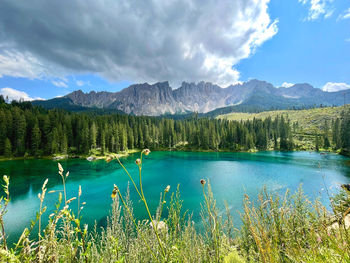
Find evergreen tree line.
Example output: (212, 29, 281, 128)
(0, 98, 349, 157)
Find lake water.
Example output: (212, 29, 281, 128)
(1, 151, 350, 244)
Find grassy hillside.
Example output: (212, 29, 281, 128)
(218, 105, 349, 132)
(217, 105, 350, 151)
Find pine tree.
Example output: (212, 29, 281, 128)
(315, 134, 320, 152)
(323, 120, 330, 149)
(341, 109, 350, 154)
(31, 121, 41, 156)
(90, 122, 97, 149)
(333, 118, 341, 149)
(61, 135, 68, 154)
(4, 138, 12, 157)
(101, 131, 106, 155)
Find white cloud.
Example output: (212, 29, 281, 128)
(322, 82, 350, 92)
(0, 87, 43, 101)
(0, 0, 278, 87)
(281, 82, 294, 88)
(76, 80, 90, 87)
(338, 7, 350, 20)
(52, 80, 68, 88)
(299, 0, 334, 21)
(0, 50, 46, 79)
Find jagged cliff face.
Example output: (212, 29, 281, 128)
(44, 79, 350, 116)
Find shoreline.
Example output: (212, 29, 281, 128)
(0, 147, 343, 162)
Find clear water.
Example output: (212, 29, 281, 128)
(1, 151, 350, 245)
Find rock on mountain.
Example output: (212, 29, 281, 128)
(33, 79, 350, 116)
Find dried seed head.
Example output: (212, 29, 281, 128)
(65, 171, 69, 178)
(111, 184, 119, 198)
(106, 156, 113, 163)
(165, 185, 170, 193)
(42, 178, 48, 190)
(58, 163, 64, 173)
(79, 185, 82, 197)
(135, 158, 141, 165)
(67, 197, 76, 204)
(143, 149, 151, 156)
(3, 175, 9, 184)
(38, 193, 41, 199)
(200, 179, 206, 186)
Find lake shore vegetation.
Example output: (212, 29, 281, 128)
(0, 150, 350, 262)
(1, 99, 350, 160)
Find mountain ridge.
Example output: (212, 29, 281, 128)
(32, 79, 350, 116)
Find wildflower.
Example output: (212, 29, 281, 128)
(143, 149, 151, 155)
(317, 236, 322, 243)
(200, 179, 206, 186)
(135, 158, 141, 165)
(150, 220, 168, 232)
(165, 185, 170, 193)
(58, 163, 64, 173)
(111, 184, 119, 198)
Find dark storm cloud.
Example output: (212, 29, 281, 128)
(0, 0, 278, 86)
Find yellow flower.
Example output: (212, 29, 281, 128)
(111, 184, 119, 198)
(143, 149, 151, 155)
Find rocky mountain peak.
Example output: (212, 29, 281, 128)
(33, 79, 350, 116)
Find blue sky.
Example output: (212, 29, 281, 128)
(0, 0, 349, 101)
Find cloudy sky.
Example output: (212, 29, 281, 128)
(0, 0, 349, 100)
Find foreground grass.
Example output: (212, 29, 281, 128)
(0, 150, 350, 262)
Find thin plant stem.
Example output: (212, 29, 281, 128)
(138, 153, 166, 258)
(115, 155, 142, 199)
(117, 190, 160, 263)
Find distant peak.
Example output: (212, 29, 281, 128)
(66, 89, 84, 97)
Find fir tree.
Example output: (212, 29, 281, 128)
(4, 138, 12, 157)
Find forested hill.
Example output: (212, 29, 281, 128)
(1, 97, 350, 158)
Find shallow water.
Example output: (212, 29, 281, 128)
(1, 151, 350, 244)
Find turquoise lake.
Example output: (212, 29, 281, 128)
(1, 151, 350, 244)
